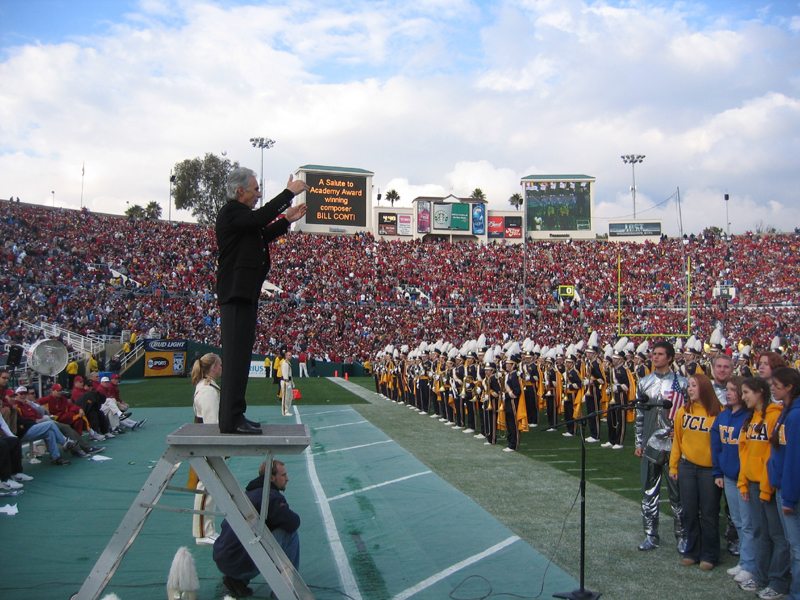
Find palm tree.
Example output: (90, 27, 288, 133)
(509, 193, 523, 210)
(125, 204, 146, 220)
(469, 188, 486, 201)
(385, 189, 400, 207)
(145, 201, 162, 220)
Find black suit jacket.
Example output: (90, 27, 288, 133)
(215, 190, 294, 305)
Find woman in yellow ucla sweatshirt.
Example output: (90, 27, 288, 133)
(736, 377, 790, 596)
(670, 373, 722, 569)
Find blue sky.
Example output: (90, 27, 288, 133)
(1, 0, 799, 235)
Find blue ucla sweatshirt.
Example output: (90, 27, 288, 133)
(767, 398, 800, 509)
(711, 405, 749, 480)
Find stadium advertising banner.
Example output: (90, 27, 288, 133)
(472, 204, 486, 235)
(609, 221, 662, 237)
(144, 339, 187, 377)
(418, 201, 431, 233)
(304, 172, 367, 227)
(524, 180, 592, 232)
(249, 361, 266, 378)
(378, 213, 397, 236)
(433, 203, 470, 230)
(488, 216, 504, 239)
(505, 216, 523, 238)
(397, 214, 413, 236)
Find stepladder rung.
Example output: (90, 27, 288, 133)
(75, 423, 313, 600)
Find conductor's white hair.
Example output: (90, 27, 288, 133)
(226, 167, 258, 200)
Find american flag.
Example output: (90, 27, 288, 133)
(666, 375, 686, 421)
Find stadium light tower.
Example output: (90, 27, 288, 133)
(724, 193, 730, 239)
(249, 137, 275, 207)
(621, 154, 645, 218)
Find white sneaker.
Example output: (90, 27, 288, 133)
(12, 473, 33, 482)
(103, 431, 115, 439)
(528, 423, 538, 428)
(195, 533, 219, 546)
(463, 428, 474, 434)
(3, 478, 23, 490)
(475, 434, 486, 439)
(585, 437, 600, 443)
(562, 432, 574, 437)
(757, 587, 786, 600)
(601, 442, 613, 448)
(439, 418, 447, 422)
(727, 565, 742, 576)
(612, 444, 625, 450)
(503, 447, 515, 452)
(89, 432, 105, 442)
(452, 425, 463, 430)
(419, 412, 427, 415)
(283, 412, 294, 416)
(734, 570, 753, 583)
(484, 441, 491, 445)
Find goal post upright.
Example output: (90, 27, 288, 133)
(616, 254, 693, 339)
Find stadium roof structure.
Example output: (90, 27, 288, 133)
(520, 174, 595, 181)
(298, 164, 374, 175)
(411, 194, 485, 204)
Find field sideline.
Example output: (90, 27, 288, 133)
(115, 374, 743, 599)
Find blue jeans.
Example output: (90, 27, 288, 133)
(678, 460, 721, 564)
(229, 528, 300, 584)
(725, 476, 756, 574)
(777, 488, 800, 600)
(21, 421, 67, 459)
(748, 481, 790, 593)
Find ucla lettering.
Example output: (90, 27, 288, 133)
(682, 413, 711, 432)
(719, 425, 739, 444)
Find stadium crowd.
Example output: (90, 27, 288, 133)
(1, 199, 799, 364)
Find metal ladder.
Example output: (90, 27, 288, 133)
(74, 423, 315, 600)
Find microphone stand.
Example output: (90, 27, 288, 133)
(553, 402, 631, 600)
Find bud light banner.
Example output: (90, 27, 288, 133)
(144, 339, 188, 377)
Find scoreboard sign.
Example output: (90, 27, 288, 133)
(558, 285, 575, 298)
(304, 172, 367, 227)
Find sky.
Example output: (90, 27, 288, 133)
(1, 0, 799, 236)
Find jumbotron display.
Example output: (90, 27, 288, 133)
(524, 179, 592, 232)
(304, 172, 368, 227)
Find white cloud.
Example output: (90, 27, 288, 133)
(0, 0, 799, 237)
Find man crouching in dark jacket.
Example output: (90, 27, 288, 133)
(213, 459, 300, 598)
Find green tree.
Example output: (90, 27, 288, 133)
(145, 201, 162, 220)
(385, 189, 400, 207)
(125, 204, 145, 220)
(469, 188, 486, 201)
(172, 153, 239, 225)
(509, 192, 523, 210)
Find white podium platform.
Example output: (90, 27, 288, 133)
(74, 423, 314, 600)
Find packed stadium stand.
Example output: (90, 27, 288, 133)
(1, 199, 799, 361)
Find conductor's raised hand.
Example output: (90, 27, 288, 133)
(285, 203, 307, 223)
(286, 174, 310, 196)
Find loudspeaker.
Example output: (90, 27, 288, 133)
(6, 345, 23, 368)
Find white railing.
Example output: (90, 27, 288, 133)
(19, 321, 105, 355)
(119, 340, 145, 373)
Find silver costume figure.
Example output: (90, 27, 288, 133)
(635, 368, 688, 552)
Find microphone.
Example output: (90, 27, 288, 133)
(632, 396, 673, 410)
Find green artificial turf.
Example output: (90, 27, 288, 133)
(346, 377, 664, 511)
(119, 375, 369, 409)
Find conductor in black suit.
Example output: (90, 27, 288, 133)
(216, 167, 308, 434)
